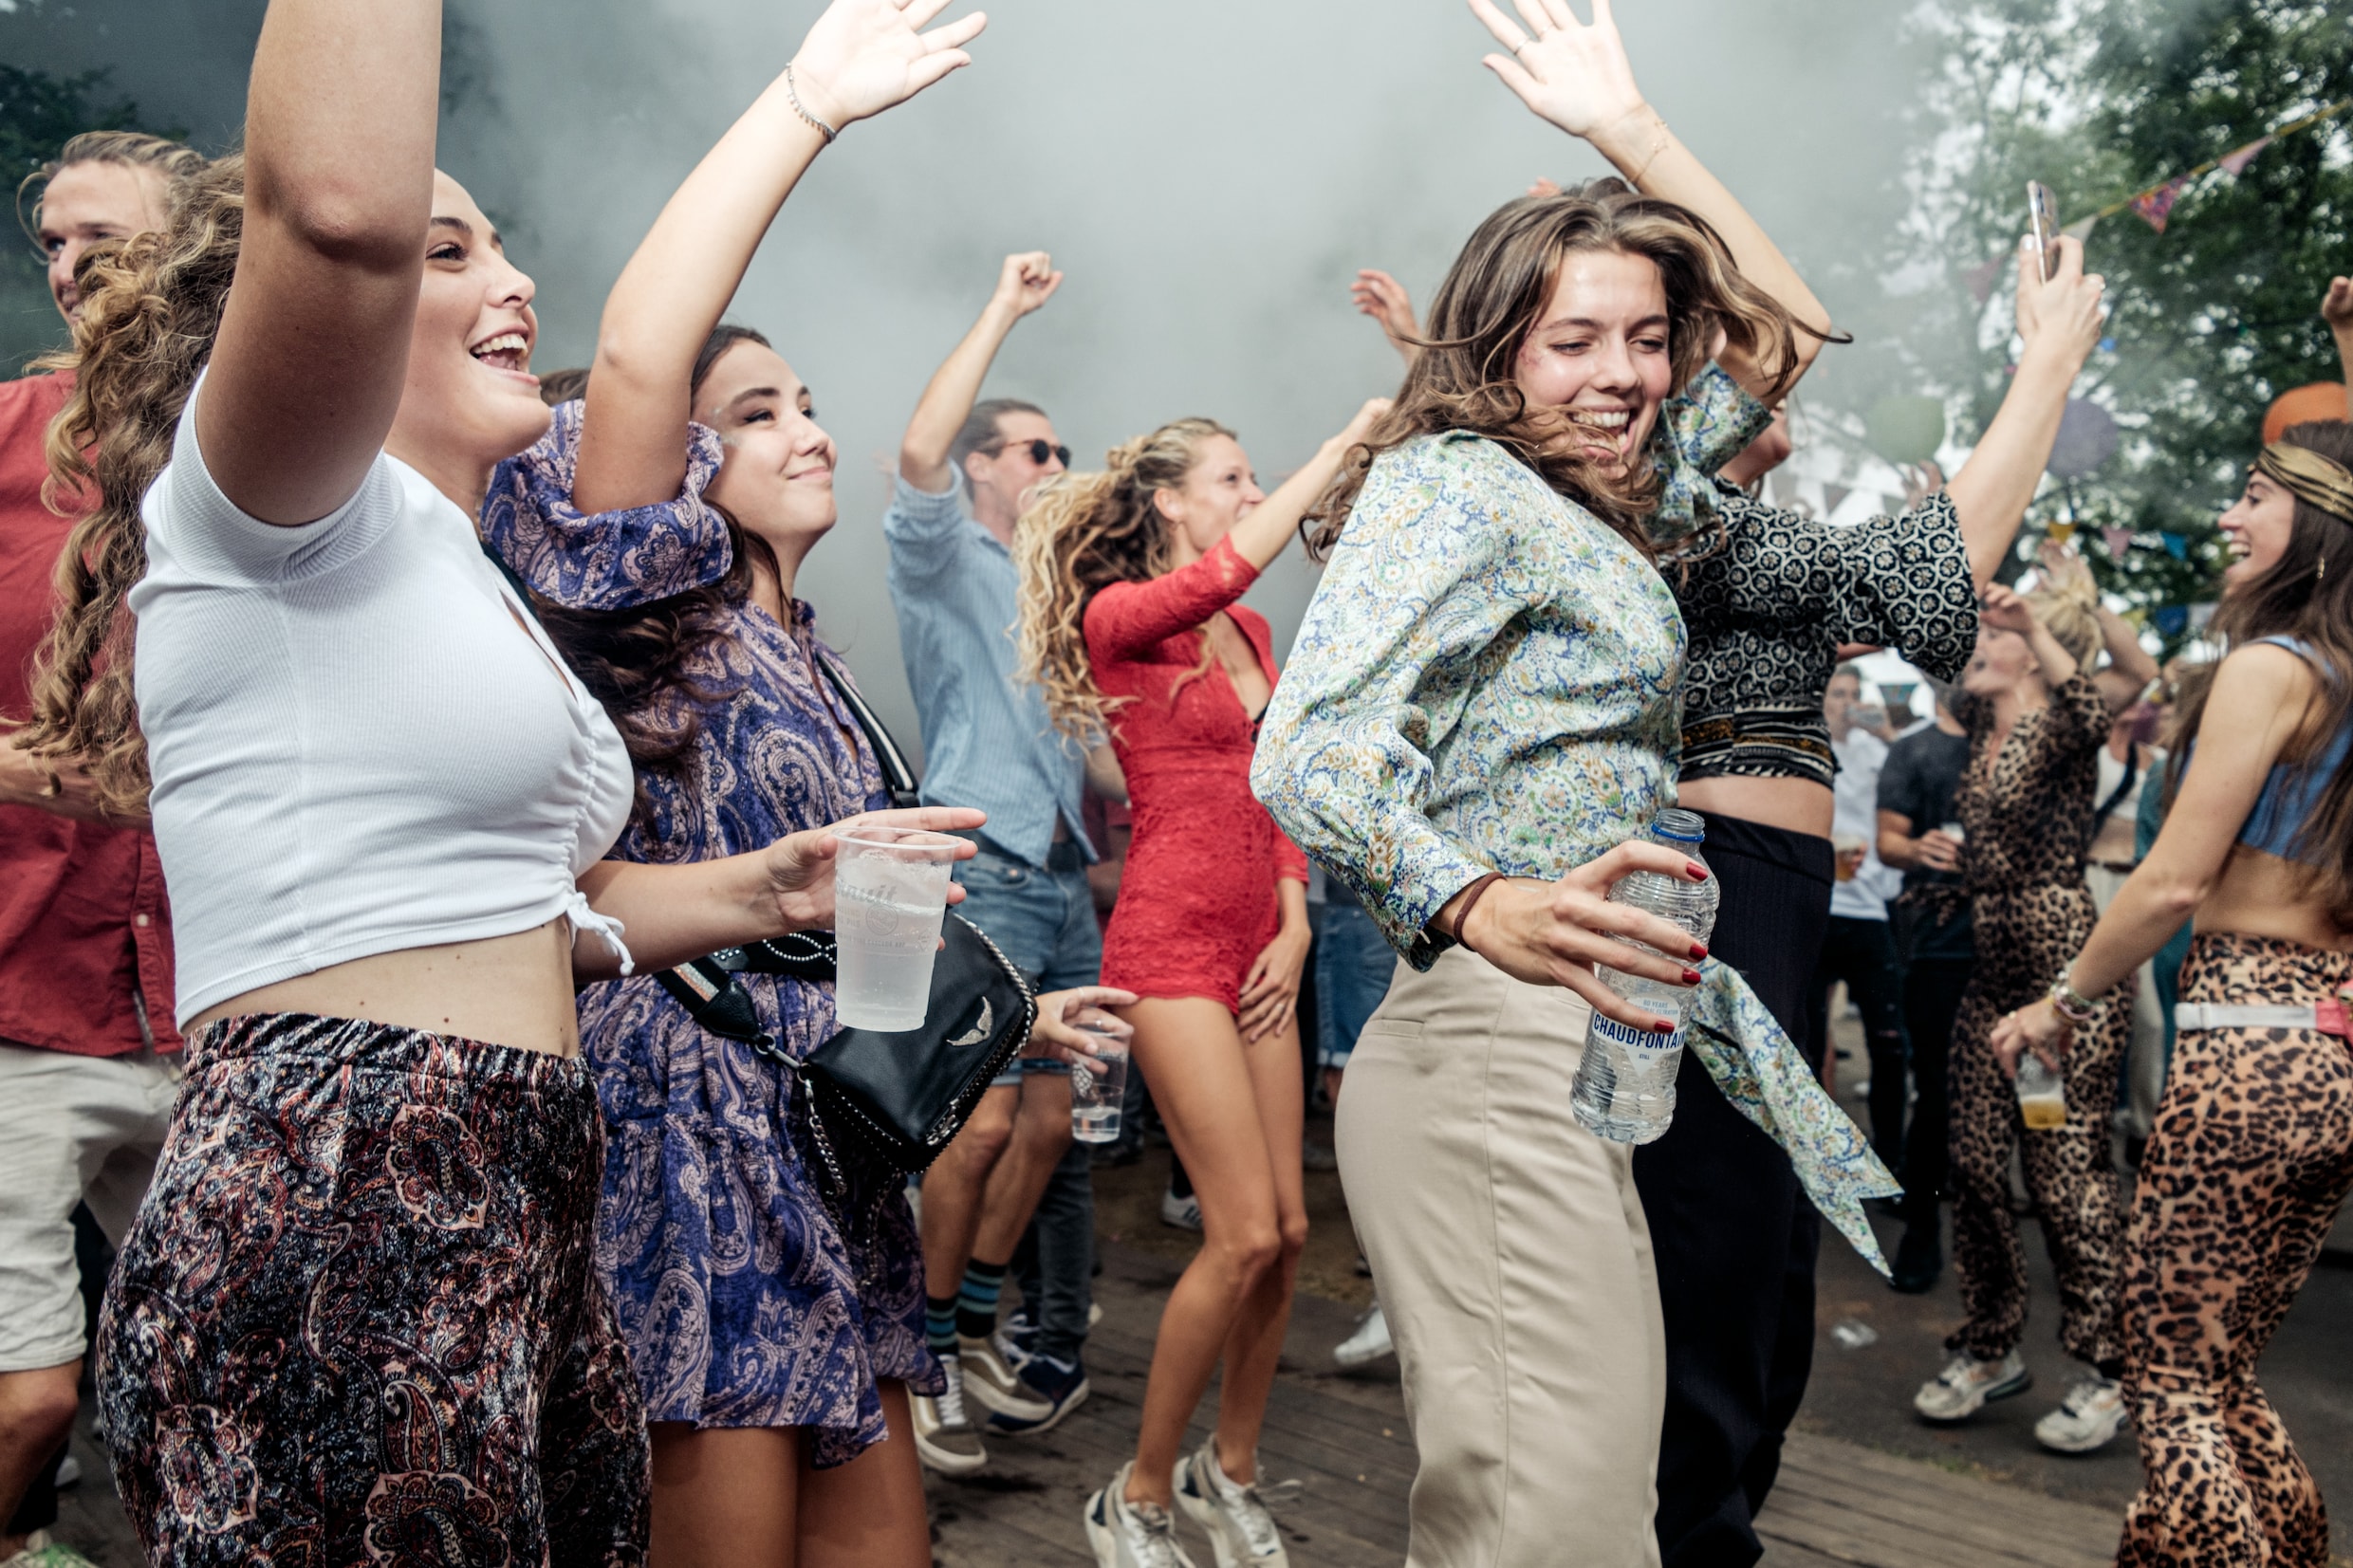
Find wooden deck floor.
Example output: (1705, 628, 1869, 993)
(930, 1241, 2126, 1568)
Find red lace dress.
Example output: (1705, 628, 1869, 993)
(1084, 537, 1308, 1011)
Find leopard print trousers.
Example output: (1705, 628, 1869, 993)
(1946, 882, 2132, 1368)
(2116, 932, 2353, 1568)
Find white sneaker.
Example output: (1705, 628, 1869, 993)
(910, 1354, 989, 1476)
(1913, 1349, 2031, 1423)
(959, 1332, 1053, 1422)
(1160, 1187, 1202, 1232)
(1085, 1463, 1199, 1568)
(2035, 1373, 2128, 1453)
(1333, 1302, 1393, 1369)
(1175, 1441, 1294, 1567)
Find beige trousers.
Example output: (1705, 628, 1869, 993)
(1336, 946, 1665, 1568)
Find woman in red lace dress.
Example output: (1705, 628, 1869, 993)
(1017, 401, 1382, 1564)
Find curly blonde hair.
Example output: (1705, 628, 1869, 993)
(19, 154, 242, 817)
(1304, 179, 1806, 559)
(2024, 580, 2102, 670)
(1013, 417, 1233, 741)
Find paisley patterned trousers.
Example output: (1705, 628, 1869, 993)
(2117, 934, 2353, 1568)
(97, 1012, 649, 1566)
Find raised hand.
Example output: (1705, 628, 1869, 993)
(1468, 0, 1649, 142)
(1528, 176, 1565, 198)
(789, 0, 987, 131)
(991, 250, 1065, 321)
(2323, 276, 2353, 333)
(1977, 582, 2042, 637)
(2034, 536, 2095, 598)
(2014, 233, 2105, 367)
(1351, 269, 1421, 365)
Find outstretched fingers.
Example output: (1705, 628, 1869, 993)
(1467, 0, 1535, 54)
(917, 9, 988, 53)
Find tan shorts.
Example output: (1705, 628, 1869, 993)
(1337, 947, 1665, 1568)
(0, 1042, 179, 1372)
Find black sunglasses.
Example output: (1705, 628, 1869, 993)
(988, 436, 1071, 468)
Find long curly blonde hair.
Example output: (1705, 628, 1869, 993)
(19, 154, 242, 817)
(1013, 417, 1232, 741)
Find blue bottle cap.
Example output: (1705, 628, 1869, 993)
(1652, 807, 1705, 845)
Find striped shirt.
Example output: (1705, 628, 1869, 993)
(883, 473, 1093, 866)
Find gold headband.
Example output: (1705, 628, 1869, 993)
(2254, 442, 2353, 525)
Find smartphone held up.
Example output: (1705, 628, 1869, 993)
(2027, 180, 2062, 281)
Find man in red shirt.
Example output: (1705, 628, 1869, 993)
(0, 130, 200, 1564)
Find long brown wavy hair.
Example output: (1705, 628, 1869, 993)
(526, 323, 784, 810)
(21, 153, 241, 818)
(1303, 179, 1806, 559)
(1013, 417, 1233, 740)
(2165, 419, 2353, 928)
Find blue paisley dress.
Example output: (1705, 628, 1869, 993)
(483, 402, 937, 1466)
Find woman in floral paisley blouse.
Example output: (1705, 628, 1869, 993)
(483, 10, 1117, 1565)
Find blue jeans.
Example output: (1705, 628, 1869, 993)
(950, 837, 1102, 1363)
(1314, 897, 1397, 1072)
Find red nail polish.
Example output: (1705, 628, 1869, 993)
(1687, 862, 1709, 880)
(1652, 1020, 1675, 1034)
(1682, 968, 1702, 985)
(1689, 943, 1709, 961)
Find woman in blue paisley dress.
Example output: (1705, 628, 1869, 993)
(485, 6, 1119, 1563)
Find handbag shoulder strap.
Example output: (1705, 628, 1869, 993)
(814, 648, 920, 809)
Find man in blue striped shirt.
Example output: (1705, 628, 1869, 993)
(888, 252, 1105, 1473)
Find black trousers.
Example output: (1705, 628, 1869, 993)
(1635, 811, 1833, 1568)
(1808, 914, 1910, 1173)
(1899, 956, 1973, 1227)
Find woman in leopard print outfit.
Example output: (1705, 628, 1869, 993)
(1913, 562, 2154, 1450)
(1999, 417, 2353, 1567)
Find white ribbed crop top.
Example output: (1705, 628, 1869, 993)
(128, 381, 637, 1026)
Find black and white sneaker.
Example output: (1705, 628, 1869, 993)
(1175, 1440, 1294, 1567)
(986, 1352, 1090, 1435)
(1084, 1463, 1198, 1568)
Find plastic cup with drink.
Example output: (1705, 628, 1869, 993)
(1067, 1005, 1134, 1143)
(2014, 1052, 2067, 1130)
(830, 826, 963, 1030)
(1832, 831, 1867, 883)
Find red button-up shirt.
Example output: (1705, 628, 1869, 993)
(0, 370, 179, 1056)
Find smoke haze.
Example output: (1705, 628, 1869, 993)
(5, 0, 1928, 753)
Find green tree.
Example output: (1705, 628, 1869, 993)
(1891, 0, 2350, 646)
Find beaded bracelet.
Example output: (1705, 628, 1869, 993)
(2047, 966, 2100, 1027)
(781, 63, 838, 145)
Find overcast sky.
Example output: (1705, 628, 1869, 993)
(5, 0, 1931, 753)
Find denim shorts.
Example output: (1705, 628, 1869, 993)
(951, 836, 1104, 1087)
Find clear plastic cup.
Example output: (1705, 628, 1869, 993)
(2014, 1053, 2066, 1131)
(1939, 820, 1967, 845)
(1067, 1006, 1133, 1144)
(830, 826, 962, 1030)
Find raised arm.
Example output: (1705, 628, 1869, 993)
(1469, 0, 1832, 400)
(899, 252, 1062, 490)
(1223, 398, 1389, 572)
(197, 0, 439, 526)
(1351, 270, 1422, 371)
(2324, 277, 2353, 420)
(573, 0, 984, 513)
(1939, 236, 2107, 588)
(2035, 542, 2158, 713)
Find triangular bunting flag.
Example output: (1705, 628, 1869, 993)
(2130, 176, 2191, 233)
(2103, 526, 2134, 558)
(2218, 137, 2272, 176)
(2154, 606, 2190, 636)
(1823, 483, 1851, 517)
(2061, 215, 2099, 244)
(2160, 532, 2190, 560)
(1964, 255, 2004, 305)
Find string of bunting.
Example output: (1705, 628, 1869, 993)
(1964, 97, 2351, 304)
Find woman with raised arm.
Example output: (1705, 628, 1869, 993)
(1013, 400, 1380, 1568)
(478, 11, 1126, 1563)
(1908, 550, 2154, 1459)
(23, 1, 980, 1560)
(1339, 6, 2112, 1554)
(1994, 417, 2353, 1568)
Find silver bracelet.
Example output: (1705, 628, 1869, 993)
(781, 63, 838, 145)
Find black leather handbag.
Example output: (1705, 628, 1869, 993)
(654, 652, 1036, 1191)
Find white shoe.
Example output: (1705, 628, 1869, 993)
(1085, 1463, 1199, 1568)
(910, 1354, 989, 1476)
(1913, 1349, 2031, 1423)
(2035, 1373, 2129, 1453)
(1176, 1441, 1294, 1567)
(1333, 1302, 1393, 1369)
(53, 1453, 81, 1489)
(1160, 1187, 1202, 1232)
(959, 1332, 1053, 1422)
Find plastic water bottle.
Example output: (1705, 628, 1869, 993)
(1568, 809, 1719, 1144)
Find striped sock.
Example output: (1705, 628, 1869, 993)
(956, 1258, 1008, 1342)
(925, 1294, 959, 1358)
